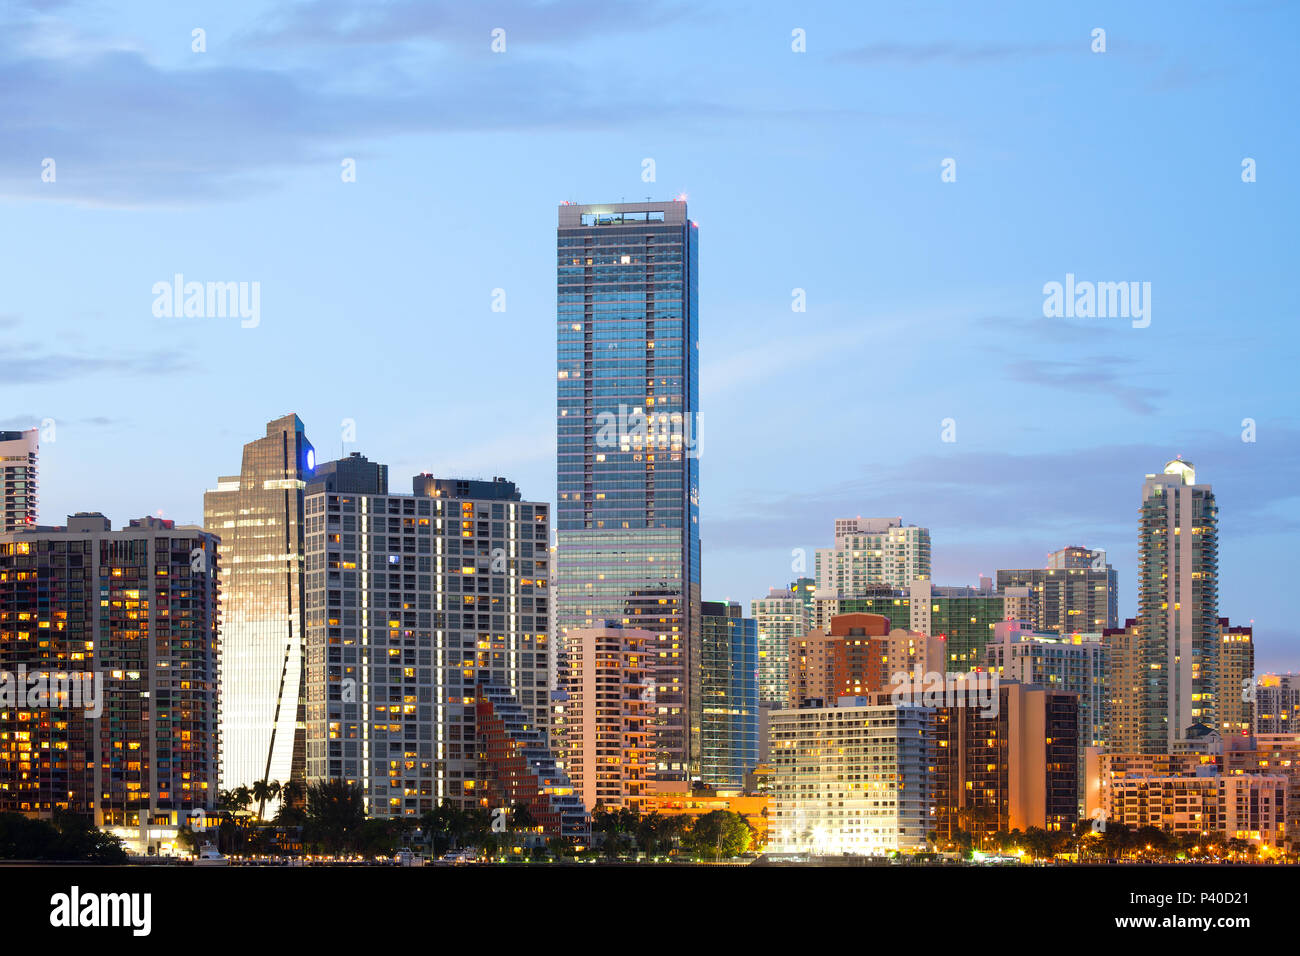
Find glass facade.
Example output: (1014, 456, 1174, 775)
(699, 601, 758, 789)
(555, 200, 701, 785)
(204, 414, 314, 791)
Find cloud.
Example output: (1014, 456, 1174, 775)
(242, 0, 696, 50)
(706, 431, 1300, 558)
(1004, 355, 1164, 414)
(834, 41, 1074, 68)
(0, 341, 191, 384)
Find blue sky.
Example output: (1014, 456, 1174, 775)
(3, 1, 1298, 668)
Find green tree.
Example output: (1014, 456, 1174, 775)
(303, 779, 365, 853)
(685, 810, 751, 860)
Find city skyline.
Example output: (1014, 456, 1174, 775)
(5, 3, 1297, 669)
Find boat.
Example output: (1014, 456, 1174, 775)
(194, 842, 229, 867)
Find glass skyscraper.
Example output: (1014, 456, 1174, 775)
(556, 200, 701, 786)
(204, 414, 315, 791)
(699, 601, 758, 790)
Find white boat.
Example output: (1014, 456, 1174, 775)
(394, 848, 424, 867)
(195, 842, 228, 867)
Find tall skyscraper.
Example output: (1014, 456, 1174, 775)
(0, 429, 39, 531)
(204, 414, 315, 791)
(0, 513, 219, 852)
(815, 517, 931, 595)
(996, 545, 1119, 634)
(556, 199, 701, 788)
(302, 470, 559, 819)
(1138, 459, 1219, 749)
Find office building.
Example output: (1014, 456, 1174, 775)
(1137, 459, 1220, 750)
(768, 699, 932, 856)
(995, 546, 1119, 634)
(560, 623, 653, 811)
(751, 587, 807, 706)
(699, 601, 758, 789)
(555, 199, 701, 789)
(0, 429, 38, 532)
(302, 469, 559, 820)
(0, 514, 220, 852)
(204, 414, 315, 791)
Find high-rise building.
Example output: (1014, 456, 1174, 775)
(1217, 618, 1254, 737)
(204, 414, 315, 791)
(0, 429, 39, 532)
(931, 681, 1079, 844)
(908, 580, 1007, 670)
(815, 517, 931, 595)
(788, 576, 815, 619)
(751, 587, 807, 706)
(1256, 675, 1300, 734)
(995, 546, 1119, 634)
(768, 699, 932, 856)
(986, 620, 1107, 811)
(555, 199, 701, 788)
(0, 514, 220, 852)
(1137, 459, 1219, 749)
(560, 623, 653, 812)
(699, 601, 758, 790)
(301, 470, 557, 820)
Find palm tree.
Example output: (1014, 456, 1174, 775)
(250, 779, 282, 821)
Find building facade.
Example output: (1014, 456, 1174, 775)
(932, 681, 1079, 843)
(769, 700, 932, 855)
(699, 601, 758, 789)
(751, 587, 807, 707)
(1256, 675, 1300, 735)
(815, 517, 931, 595)
(555, 199, 701, 789)
(986, 620, 1107, 811)
(0, 429, 39, 532)
(995, 545, 1119, 634)
(560, 623, 653, 811)
(1138, 459, 1220, 750)
(204, 414, 315, 791)
(0, 514, 220, 848)
(1217, 618, 1254, 737)
(301, 470, 555, 819)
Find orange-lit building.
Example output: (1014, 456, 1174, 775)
(643, 790, 770, 847)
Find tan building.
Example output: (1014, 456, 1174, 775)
(561, 624, 654, 811)
(1102, 618, 1146, 753)
(932, 681, 1080, 843)
(787, 626, 834, 708)
(1216, 618, 1253, 737)
(1087, 742, 1291, 849)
